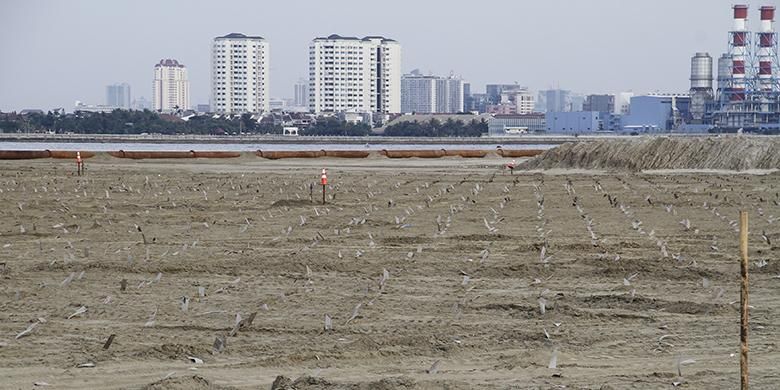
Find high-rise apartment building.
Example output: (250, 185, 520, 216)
(401, 70, 464, 113)
(211, 33, 269, 114)
(435, 77, 464, 113)
(106, 83, 131, 109)
(153, 59, 190, 112)
(294, 78, 308, 108)
(308, 34, 401, 114)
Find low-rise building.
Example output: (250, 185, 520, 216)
(488, 114, 546, 136)
(545, 111, 602, 133)
(622, 94, 691, 133)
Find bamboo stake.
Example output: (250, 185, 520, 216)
(739, 210, 749, 390)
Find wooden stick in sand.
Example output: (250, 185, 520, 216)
(739, 211, 749, 390)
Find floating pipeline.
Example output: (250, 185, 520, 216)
(0, 149, 543, 160)
(381, 149, 447, 158)
(442, 149, 489, 158)
(257, 150, 326, 159)
(0, 150, 52, 159)
(49, 151, 96, 159)
(322, 150, 371, 158)
(191, 151, 241, 158)
(108, 150, 196, 159)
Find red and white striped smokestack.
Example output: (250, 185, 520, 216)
(757, 6, 776, 91)
(731, 5, 749, 100)
(734, 4, 749, 30)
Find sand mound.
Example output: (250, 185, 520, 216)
(271, 375, 418, 390)
(142, 375, 237, 390)
(520, 136, 780, 171)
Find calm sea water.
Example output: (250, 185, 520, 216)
(0, 142, 555, 152)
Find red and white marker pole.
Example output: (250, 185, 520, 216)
(76, 152, 83, 176)
(320, 168, 328, 204)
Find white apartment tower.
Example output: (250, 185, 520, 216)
(211, 33, 269, 114)
(401, 70, 464, 113)
(309, 34, 401, 114)
(153, 59, 190, 112)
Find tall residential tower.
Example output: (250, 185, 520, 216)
(308, 34, 401, 114)
(211, 33, 269, 114)
(153, 59, 190, 112)
(106, 83, 131, 109)
(401, 70, 464, 113)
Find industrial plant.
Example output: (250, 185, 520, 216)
(702, 4, 780, 131)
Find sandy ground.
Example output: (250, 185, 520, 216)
(0, 156, 779, 389)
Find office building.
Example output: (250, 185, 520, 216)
(211, 33, 269, 114)
(153, 59, 190, 112)
(542, 89, 572, 112)
(308, 34, 401, 114)
(486, 84, 526, 104)
(485, 84, 535, 115)
(106, 83, 131, 109)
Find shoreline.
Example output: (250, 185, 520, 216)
(0, 133, 711, 145)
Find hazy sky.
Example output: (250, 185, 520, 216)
(0, 0, 767, 111)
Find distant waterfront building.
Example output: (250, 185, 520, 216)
(196, 104, 211, 113)
(571, 93, 585, 112)
(485, 86, 535, 115)
(132, 97, 152, 111)
(153, 59, 190, 112)
(269, 97, 287, 111)
(308, 34, 401, 115)
(211, 33, 269, 114)
(546, 111, 603, 133)
(542, 89, 572, 112)
(401, 70, 464, 113)
(106, 83, 131, 109)
(488, 113, 546, 136)
(514, 90, 535, 114)
(469, 93, 488, 113)
(294, 78, 308, 108)
(622, 94, 691, 133)
(75, 101, 118, 113)
(583, 95, 615, 113)
(463, 82, 472, 112)
(615, 92, 634, 114)
(486, 84, 525, 105)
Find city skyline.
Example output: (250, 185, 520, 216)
(0, 0, 765, 111)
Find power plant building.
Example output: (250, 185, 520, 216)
(708, 5, 780, 130)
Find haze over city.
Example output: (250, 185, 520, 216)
(0, 0, 755, 112)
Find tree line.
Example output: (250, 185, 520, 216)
(382, 118, 488, 137)
(0, 110, 489, 137)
